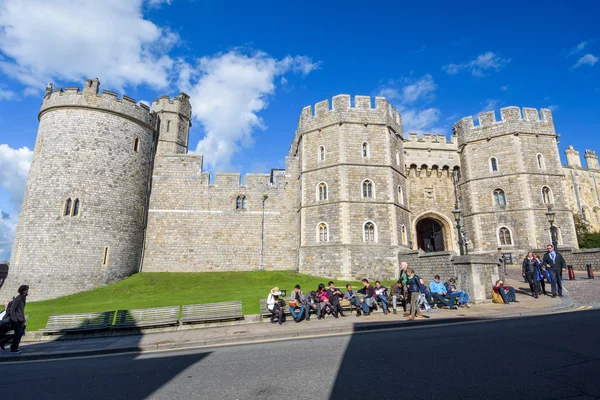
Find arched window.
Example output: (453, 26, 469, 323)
(64, 198, 72, 216)
(72, 198, 80, 216)
(317, 182, 328, 201)
(542, 186, 553, 205)
(362, 180, 373, 199)
(398, 186, 404, 205)
(498, 227, 513, 246)
(317, 222, 329, 242)
(537, 154, 545, 170)
(236, 196, 247, 210)
(493, 189, 506, 206)
(362, 142, 370, 158)
(401, 225, 407, 245)
(133, 137, 140, 152)
(363, 221, 376, 242)
(489, 157, 499, 172)
(319, 146, 325, 162)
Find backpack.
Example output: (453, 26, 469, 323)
(3, 297, 14, 319)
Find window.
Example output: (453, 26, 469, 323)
(319, 146, 325, 162)
(493, 189, 506, 206)
(362, 180, 373, 199)
(133, 137, 140, 152)
(72, 199, 80, 216)
(401, 225, 407, 245)
(490, 157, 498, 172)
(166, 120, 171, 132)
(102, 247, 109, 267)
(317, 182, 328, 201)
(398, 186, 404, 205)
(542, 186, 553, 205)
(15, 243, 22, 265)
(362, 142, 370, 158)
(498, 227, 513, 246)
(64, 198, 72, 216)
(363, 221, 376, 242)
(236, 196, 247, 210)
(317, 222, 329, 242)
(537, 154, 545, 170)
(140, 206, 145, 223)
(396, 151, 401, 165)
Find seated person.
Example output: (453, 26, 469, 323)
(306, 291, 320, 320)
(493, 280, 518, 304)
(327, 281, 346, 318)
(317, 283, 333, 319)
(445, 278, 470, 308)
(289, 284, 306, 322)
(344, 284, 362, 316)
(429, 275, 456, 309)
(267, 287, 285, 325)
(389, 280, 404, 315)
(418, 278, 433, 312)
(374, 281, 389, 315)
(358, 279, 376, 315)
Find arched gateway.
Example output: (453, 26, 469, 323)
(412, 212, 455, 253)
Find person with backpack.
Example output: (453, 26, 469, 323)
(406, 269, 423, 320)
(0, 285, 29, 353)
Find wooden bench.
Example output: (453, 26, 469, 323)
(180, 301, 243, 324)
(40, 311, 115, 334)
(112, 306, 179, 329)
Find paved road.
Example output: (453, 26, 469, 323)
(2, 309, 599, 399)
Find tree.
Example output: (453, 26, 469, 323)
(574, 213, 600, 249)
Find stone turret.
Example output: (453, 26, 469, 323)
(585, 149, 598, 170)
(566, 146, 582, 168)
(153, 93, 192, 155)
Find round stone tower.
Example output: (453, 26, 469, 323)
(295, 95, 409, 280)
(3, 79, 159, 300)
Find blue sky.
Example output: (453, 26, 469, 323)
(0, 0, 599, 259)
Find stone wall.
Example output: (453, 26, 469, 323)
(398, 250, 457, 284)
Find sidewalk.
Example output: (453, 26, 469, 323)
(0, 276, 579, 362)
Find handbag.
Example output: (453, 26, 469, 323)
(340, 298, 351, 307)
(288, 300, 299, 308)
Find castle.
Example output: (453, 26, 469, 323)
(3, 78, 600, 301)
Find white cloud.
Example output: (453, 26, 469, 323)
(0, 209, 17, 260)
(178, 50, 320, 171)
(479, 99, 500, 113)
(443, 52, 511, 77)
(573, 54, 599, 68)
(377, 74, 444, 133)
(0, 144, 32, 205)
(0, 87, 14, 100)
(548, 105, 559, 112)
(0, 0, 178, 93)
(564, 41, 592, 57)
(146, 0, 172, 8)
(500, 85, 509, 92)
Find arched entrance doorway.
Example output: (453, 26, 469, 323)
(416, 218, 445, 252)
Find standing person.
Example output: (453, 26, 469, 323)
(522, 252, 540, 298)
(327, 281, 346, 318)
(399, 262, 410, 316)
(406, 269, 423, 320)
(389, 280, 404, 315)
(374, 281, 389, 315)
(542, 244, 566, 298)
(0, 285, 28, 353)
(289, 285, 306, 323)
(534, 254, 547, 295)
(343, 284, 362, 317)
(267, 287, 285, 325)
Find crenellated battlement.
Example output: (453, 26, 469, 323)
(297, 95, 403, 136)
(405, 133, 458, 146)
(40, 79, 157, 128)
(452, 107, 555, 145)
(152, 93, 192, 119)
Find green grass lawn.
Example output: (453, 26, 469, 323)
(22, 271, 397, 332)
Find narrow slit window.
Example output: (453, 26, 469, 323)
(72, 199, 80, 216)
(362, 142, 369, 158)
(490, 157, 498, 172)
(64, 198, 72, 216)
(242, 196, 247, 210)
(102, 247, 109, 267)
(166, 120, 171, 132)
(319, 146, 325, 161)
(133, 137, 140, 152)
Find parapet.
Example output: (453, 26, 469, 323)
(585, 149, 599, 170)
(297, 95, 403, 136)
(152, 93, 192, 120)
(39, 79, 157, 128)
(404, 133, 458, 147)
(404, 133, 460, 171)
(452, 107, 555, 145)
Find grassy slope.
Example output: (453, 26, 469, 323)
(23, 271, 396, 331)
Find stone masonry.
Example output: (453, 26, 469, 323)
(3, 78, 600, 301)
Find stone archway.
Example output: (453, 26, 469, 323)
(412, 211, 456, 253)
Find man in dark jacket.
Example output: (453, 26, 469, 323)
(542, 244, 566, 297)
(327, 281, 346, 318)
(0, 284, 28, 353)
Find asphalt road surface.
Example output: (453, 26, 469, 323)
(2, 309, 599, 399)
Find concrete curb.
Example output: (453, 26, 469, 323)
(0, 302, 587, 363)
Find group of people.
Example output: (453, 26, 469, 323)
(266, 262, 471, 324)
(520, 244, 566, 299)
(0, 285, 29, 354)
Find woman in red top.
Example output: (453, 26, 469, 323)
(493, 279, 518, 304)
(317, 284, 333, 319)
